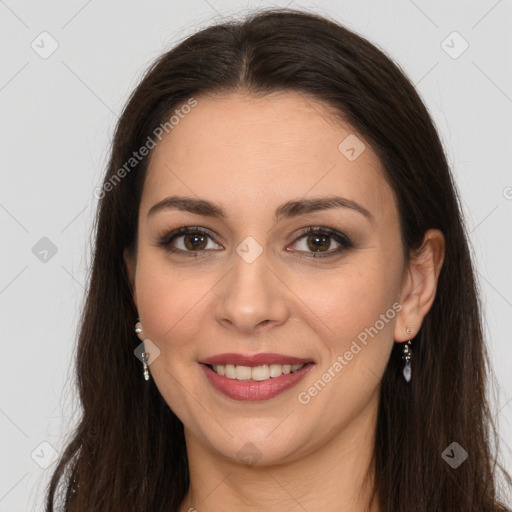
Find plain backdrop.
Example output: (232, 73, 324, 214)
(1, 1, 511, 510)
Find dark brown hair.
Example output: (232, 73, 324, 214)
(45, 7, 511, 511)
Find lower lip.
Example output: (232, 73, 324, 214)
(200, 363, 314, 401)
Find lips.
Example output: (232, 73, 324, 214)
(200, 361, 315, 401)
(199, 352, 315, 400)
(201, 352, 314, 366)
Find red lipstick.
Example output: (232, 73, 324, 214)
(199, 353, 315, 401)
(201, 352, 313, 366)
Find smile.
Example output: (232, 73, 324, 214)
(200, 362, 315, 401)
(209, 363, 306, 380)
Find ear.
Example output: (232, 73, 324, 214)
(123, 248, 138, 311)
(394, 228, 445, 342)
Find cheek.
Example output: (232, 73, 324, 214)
(133, 251, 205, 349)
(295, 259, 395, 335)
(294, 260, 398, 397)
(133, 253, 210, 415)
(134, 251, 239, 376)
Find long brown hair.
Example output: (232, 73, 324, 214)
(44, 7, 512, 511)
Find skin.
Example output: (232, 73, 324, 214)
(124, 90, 445, 512)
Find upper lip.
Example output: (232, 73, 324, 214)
(201, 352, 314, 367)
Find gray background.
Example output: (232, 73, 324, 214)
(1, 0, 511, 509)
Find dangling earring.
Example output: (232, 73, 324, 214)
(402, 326, 413, 383)
(134, 317, 150, 381)
(141, 352, 150, 381)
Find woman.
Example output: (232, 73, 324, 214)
(44, 7, 512, 512)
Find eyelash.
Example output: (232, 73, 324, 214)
(155, 225, 353, 259)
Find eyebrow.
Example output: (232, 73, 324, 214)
(146, 195, 375, 224)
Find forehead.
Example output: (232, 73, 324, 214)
(141, 91, 395, 223)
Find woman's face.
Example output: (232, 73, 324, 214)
(125, 91, 410, 465)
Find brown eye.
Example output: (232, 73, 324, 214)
(157, 227, 222, 255)
(305, 233, 331, 252)
(289, 227, 353, 257)
(183, 232, 208, 250)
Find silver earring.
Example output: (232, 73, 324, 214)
(402, 326, 413, 383)
(141, 351, 150, 381)
(135, 318, 150, 381)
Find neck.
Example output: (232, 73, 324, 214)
(179, 394, 380, 512)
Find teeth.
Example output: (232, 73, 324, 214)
(235, 365, 252, 380)
(211, 363, 306, 380)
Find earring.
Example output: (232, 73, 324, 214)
(135, 318, 150, 382)
(141, 351, 150, 381)
(402, 326, 413, 383)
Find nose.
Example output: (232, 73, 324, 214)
(215, 250, 290, 335)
